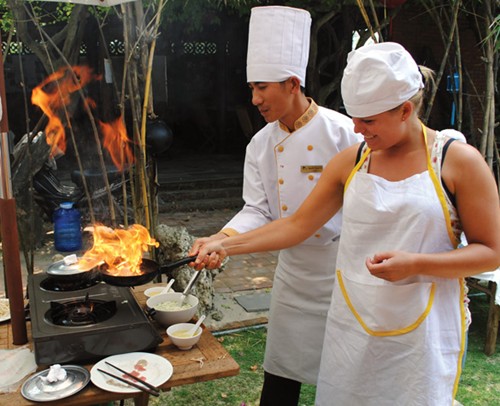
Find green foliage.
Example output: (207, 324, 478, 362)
(163, 0, 224, 32)
(457, 292, 500, 405)
(161, 0, 257, 33)
(0, 1, 13, 32)
(0, 0, 112, 33)
(489, 14, 500, 51)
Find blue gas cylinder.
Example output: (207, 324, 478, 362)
(53, 202, 82, 252)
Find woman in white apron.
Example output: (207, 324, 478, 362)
(192, 42, 500, 404)
(315, 125, 464, 405)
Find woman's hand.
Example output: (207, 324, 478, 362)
(189, 234, 228, 270)
(365, 251, 417, 281)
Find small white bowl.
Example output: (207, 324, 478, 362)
(146, 292, 198, 326)
(144, 286, 175, 298)
(166, 322, 202, 350)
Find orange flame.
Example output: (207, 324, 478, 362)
(31, 66, 101, 156)
(99, 118, 135, 171)
(31, 65, 134, 171)
(78, 224, 159, 276)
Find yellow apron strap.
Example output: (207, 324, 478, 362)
(344, 143, 370, 193)
(420, 122, 458, 247)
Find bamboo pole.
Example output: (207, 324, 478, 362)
(96, 14, 131, 226)
(15, 37, 35, 275)
(367, 0, 384, 41)
(139, 0, 166, 232)
(23, 4, 123, 225)
(480, 0, 495, 169)
(453, 24, 463, 132)
(355, 0, 377, 42)
(423, 0, 461, 122)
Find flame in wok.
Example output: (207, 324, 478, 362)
(78, 224, 159, 276)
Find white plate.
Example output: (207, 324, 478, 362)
(0, 298, 10, 323)
(90, 352, 173, 394)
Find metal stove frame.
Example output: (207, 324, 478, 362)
(28, 273, 162, 366)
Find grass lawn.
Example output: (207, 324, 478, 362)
(151, 290, 498, 406)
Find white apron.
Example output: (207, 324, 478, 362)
(316, 129, 466, 405)
(264, 241, 339, 384)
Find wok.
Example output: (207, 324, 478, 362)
(98, 256, 197, 287)
(46, 255, 197, 287)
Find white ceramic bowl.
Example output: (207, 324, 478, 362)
(144, 286, 175, 298)
(146, 292, 198, 326)
(166, 322, 202, 350)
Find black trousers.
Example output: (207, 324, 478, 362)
(259, 371, 302, 406)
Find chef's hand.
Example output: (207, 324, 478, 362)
(365, 251, 416, 282)
(189, 233, 228, 270)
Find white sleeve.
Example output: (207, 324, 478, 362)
(222, 140, 273, 234)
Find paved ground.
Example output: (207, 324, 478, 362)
(157, 208, 278, 294)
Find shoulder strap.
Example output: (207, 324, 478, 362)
(355, 141, 366, 164)
(440, 137, 456, 206)
(441, 138, 455, 168)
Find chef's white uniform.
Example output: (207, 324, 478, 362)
(223, 100, 360, 384)
(315, 128, 466, 405)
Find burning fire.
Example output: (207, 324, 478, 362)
(31, 65, 134, 170)
(78, 224, 159, 276)
(99, 118, 134, 171)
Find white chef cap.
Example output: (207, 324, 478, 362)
(247, 6, 311, 87)
(341, 42, 424, 117)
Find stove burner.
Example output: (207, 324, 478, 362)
(40, 276, 100, 292)
(46, 294, 117, 326)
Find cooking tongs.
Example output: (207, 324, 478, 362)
(179, 270, 203, 306)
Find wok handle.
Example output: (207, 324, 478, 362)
(159, 255, 197, 273)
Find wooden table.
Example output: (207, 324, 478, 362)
(466, 272, 500, 356)
(0, 284, 240, 405)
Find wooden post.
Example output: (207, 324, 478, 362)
(0, 32, 28, 345)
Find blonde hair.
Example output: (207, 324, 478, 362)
(409, 66, 436, 116)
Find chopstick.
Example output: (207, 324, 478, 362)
(97, 368, 160, 397)
(105, 361, 160, 393)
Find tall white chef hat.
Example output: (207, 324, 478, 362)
(341, 42, 424, 117)
(247, 6, 311, 87)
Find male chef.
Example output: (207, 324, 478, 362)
(190, 6, 360, 405)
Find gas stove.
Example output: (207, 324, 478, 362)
(28, 273, 163, 366)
